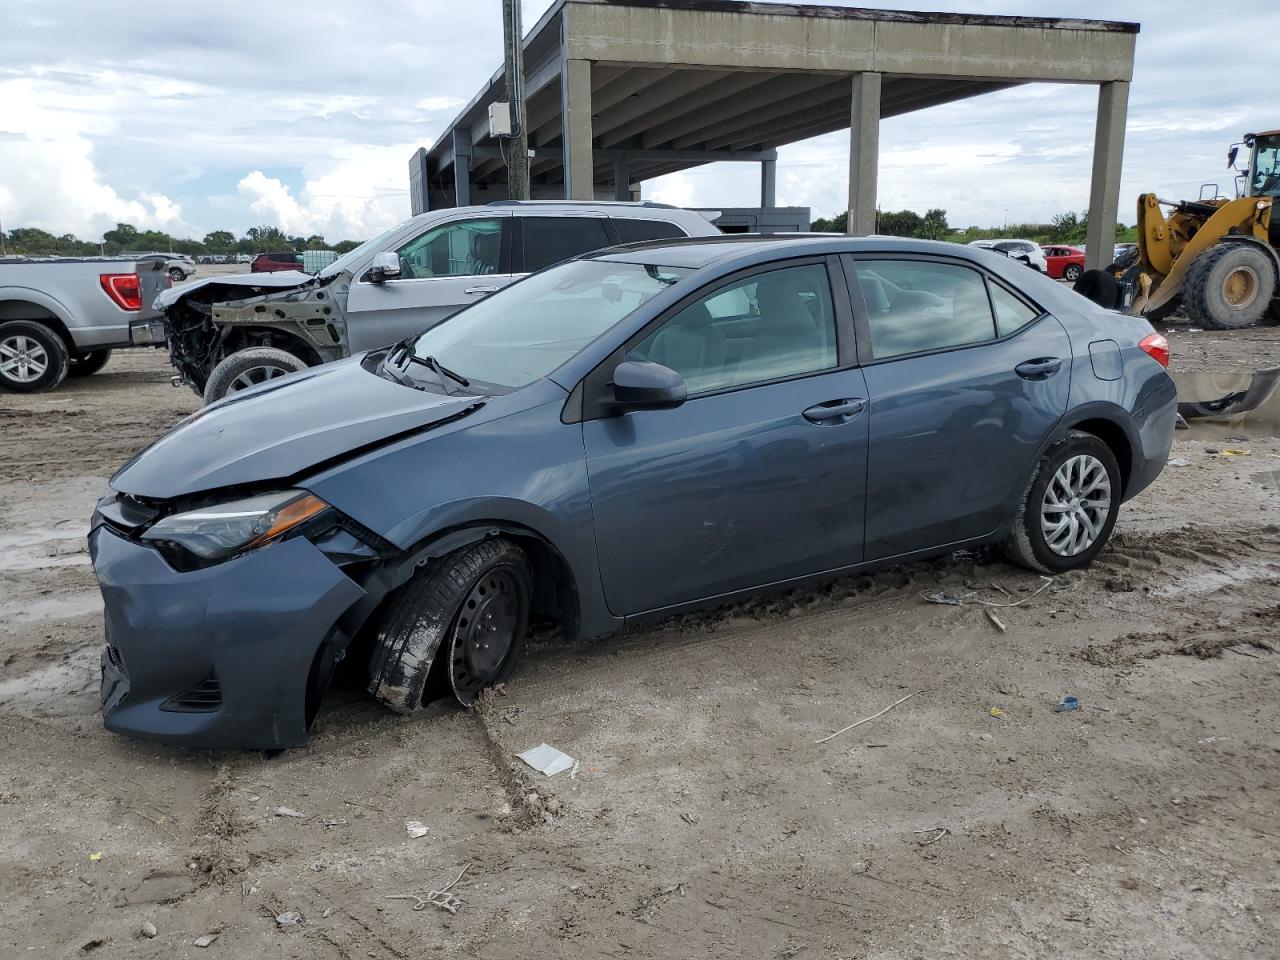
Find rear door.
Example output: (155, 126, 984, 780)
(844, 255, 1072, 560)
(343, 213, 514, 352)
(513, 215, 614, 274)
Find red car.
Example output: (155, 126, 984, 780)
(250, 252, 305, 273)
(1041, 245, 1085, 281)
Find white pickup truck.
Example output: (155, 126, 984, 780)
(0, 257, 169, 392)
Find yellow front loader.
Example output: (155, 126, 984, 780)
(1121, 130, 1280, 329)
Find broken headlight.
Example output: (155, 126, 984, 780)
(143, 490, 330, 561)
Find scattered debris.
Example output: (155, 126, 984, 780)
(194, 933, 219, 948)
(88, 852, 103, 862)
(989, 707, 1007, 720)
(498, 706, 522, 726)
(405, 820, 429, 839)
(140, 922, 157, 939)
(914, 826, 949, 846)
(680, 812, 699, 825)
(517, 743, 576, 777)
(310, 861, 327, 872)
(923, 576, 1055, 609)
(273, 806, 305, 819)
(634, 882, 687, 919)
(81, 938, 105, 952)
(385, 864, 471, 915)
(1220, 448, 1250, 457)
(1168, 457, 1191, 467)
(1055, 696, 1081, 713)
(322, 818, 346, 828)
(322, 907, 334, 919)
(815, 690, 921, 745)
(275, 911, 301, 927)
(116, 872, 195, 906)
(985, 609, 1007, 633)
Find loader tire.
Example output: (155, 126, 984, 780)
(1184, 244, 1276, 330)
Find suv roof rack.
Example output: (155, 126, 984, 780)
(485, 199, 677, 209)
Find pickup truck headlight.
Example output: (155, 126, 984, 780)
(142, 490, 330, 560)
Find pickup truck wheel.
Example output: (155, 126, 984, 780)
(67, 348, 112, 378)
(368, 539, 532, 713)
(203, 347, 307, 403)
(0, 321, 69, 393)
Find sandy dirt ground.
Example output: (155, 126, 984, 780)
(1, 328, 1278, 959)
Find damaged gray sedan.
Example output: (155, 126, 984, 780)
(149, 201, 718, 401)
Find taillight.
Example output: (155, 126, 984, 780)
(100, 273, 142, 311)
(1138, 332, 1169, 368)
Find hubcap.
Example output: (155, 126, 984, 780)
(1041, 454, 1111, 557)
(1223, 266, 1259, 309)
(0, 335, 49, 383)
(450, 569, 523, 701)
(228, 364, 290, 393)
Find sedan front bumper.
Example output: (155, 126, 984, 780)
(90, 525, 365, 750)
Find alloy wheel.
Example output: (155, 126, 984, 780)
(0, 335, 49, 384)
(228, 364, 291, 393)
(1040, 454, 1112, 557)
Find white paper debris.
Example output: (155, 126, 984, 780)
(405, 820, 429, 838)
(273, 805, 305, 818)
(517, 743, 576, 777)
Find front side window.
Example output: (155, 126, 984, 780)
(629, 263, 837, 395)
(522, 217, 612, 273)
(393, 218, 503, 279)
(853, 259, 997, 359)
(408, 259, 689, 390)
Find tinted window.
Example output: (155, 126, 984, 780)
(612, 218, 687, 243)
(522, 217, 611, 272)
(989, 282, 1040, 336)
(394, 218, 503, 279)
(853, 260, 996, 359)
(630, 263, 837, 395)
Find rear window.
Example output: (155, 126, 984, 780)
(521, 217, 612, 273)
(611, 218, 687, 243)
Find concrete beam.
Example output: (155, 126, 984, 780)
(597, 70, 732, 146)
(675, 77, 848, 150)
(595, 147, 778, 164)
(1085, 80, 1129, 272)
(561, 58, 594, 199)
(637, 72, 778, 149)
(848, 72, 881, 237)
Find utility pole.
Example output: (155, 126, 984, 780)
(501, 0, 529, 199)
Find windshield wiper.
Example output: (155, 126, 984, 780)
(407, 353, 470, 392)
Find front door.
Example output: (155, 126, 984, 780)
(846, 255, 1072, 560)
(583, 261, 869, 616)
(343, 214, 514, 352)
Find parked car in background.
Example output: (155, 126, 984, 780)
(156, 201, 721, 402)
(969, 239, 1048, 273)
(1041, 244, 1086, 281)
(236, 254, 253, 264)
(130, 253, 197, 284)
(0, 257, 169, 392)
(251, 251, 306, 273)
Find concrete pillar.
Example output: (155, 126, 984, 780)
(561, 58, 594, 200)
(613, 156, 630, 201)
(1085, 80, 1130, 272)
(847, 72, 881, 236)
(760, 158, 776, 208)
(452, 127, 473, 207)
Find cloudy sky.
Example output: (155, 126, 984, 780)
(2, 0, 1275, 242)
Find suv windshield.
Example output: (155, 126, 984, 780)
(406, 259, 689, 390)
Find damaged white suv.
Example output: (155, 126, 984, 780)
(147, 202, 720, 402)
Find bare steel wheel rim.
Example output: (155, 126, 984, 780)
(0, 335, 49, 383)
(450, 569, 524, 702)
(1041, 454, 1112, 558)
(228, 364, 290, 393)
(1223, 265, 1259, 309)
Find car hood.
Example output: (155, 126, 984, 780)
(110, 357, 482, 499)
(153, 270, 316, 311)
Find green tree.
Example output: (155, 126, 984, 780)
(333, 239, 363, 254)
(918, 208, 950, 241)
(203, 230, 235, 252)
(809, 212, 847, 233)
(304, 234, 328, 249)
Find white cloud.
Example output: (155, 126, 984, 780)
(416, 96, 466, 112)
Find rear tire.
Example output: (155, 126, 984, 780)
(1003, 430, 1121, 574)
(168, 267, 185, 283)
(67, 348, 112, 378)
(0, 320, 69, 393)
(368, 539, 531, 713)
(1184, 243, 1276, 330)
(202, 346, 306, 403)
(1063, 264, 1082, 282)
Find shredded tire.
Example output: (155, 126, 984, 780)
(368, 539, 530, 714)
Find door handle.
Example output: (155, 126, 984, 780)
(1015, 357, 1063, 380)
(464, 285, 499, 296)
(802, 398, 866, 424)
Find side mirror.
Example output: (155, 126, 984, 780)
(610, 360, 686, 411)
(1227, 144, 1240, 170)
(367, 251, 402, 283)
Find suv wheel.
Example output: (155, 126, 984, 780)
(1004, 430, 1121, 573)
(0, 321, 70, 393)
(168, 267, 185, 283)
(67, 348, 112, 378)
(369, 539, 532, 712)
(203, 347, 307, 403)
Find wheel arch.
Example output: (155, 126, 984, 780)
(1057, 412, 1135, 498)
(218, 324, 325, 366)
(1216, 234, 1280, 281)
(0, 292, 76, 352)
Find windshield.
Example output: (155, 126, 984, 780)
(1251, 135, 1280, 198)
(406, 259, 689, 390)
(319, 222, 406, 278)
